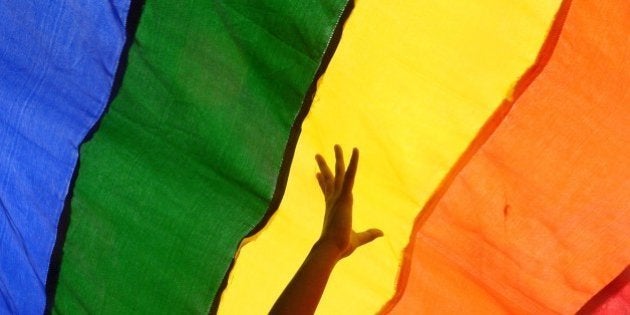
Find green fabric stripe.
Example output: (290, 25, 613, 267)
(53, 1, 348, 313)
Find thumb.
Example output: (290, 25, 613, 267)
(353, 228, 384, 248)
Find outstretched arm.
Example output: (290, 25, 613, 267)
(270, 145, 383, 315)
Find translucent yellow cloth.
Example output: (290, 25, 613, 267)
(219, 0, 560, 313)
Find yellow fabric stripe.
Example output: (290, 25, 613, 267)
(219, 0, 560, 313)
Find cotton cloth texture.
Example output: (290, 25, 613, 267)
(53, 1, 349, 313)
(0, 1, 129, 313)
(219, 0, 562, 313)
(386, 0, 630, 313)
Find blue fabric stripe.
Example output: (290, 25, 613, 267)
(0, 1, 130, 313)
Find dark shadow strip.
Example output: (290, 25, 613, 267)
(208, 1, 355, 314)
(378, 0, 573, 312)
(44, 0, 146, 313)
(576, 265, 630, 315)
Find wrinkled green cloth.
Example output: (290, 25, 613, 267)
(53, 1, 348, 313)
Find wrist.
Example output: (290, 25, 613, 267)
(313, 239, 345, 261)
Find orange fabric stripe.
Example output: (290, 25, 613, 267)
(381, 1, 573, 311)
(385, 0, 630, 313)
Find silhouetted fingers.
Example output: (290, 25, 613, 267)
(316, 173, 326, 194)
(334, 145, 345, 192)
(341, 148, 359, 195)
(353, 228, 384, 247)
(315, 154, 333, 184)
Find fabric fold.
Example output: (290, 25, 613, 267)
(0, 1, 130, 313)
(385, 0, 630, 313)
(218, 0, 561, 313)
(53, 0, 349, 313)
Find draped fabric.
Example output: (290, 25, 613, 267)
(0, 1, 130, 313)
(52, 1, 349, 313)
(3, 0, 626, 313)
(219, 0, 563, 313)
(384, 0, 630, 313)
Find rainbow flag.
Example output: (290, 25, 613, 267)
(2, 0, 628, 313)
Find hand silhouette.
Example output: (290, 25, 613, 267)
(315, 145, 383, 258)
(271, 145, 383, 315)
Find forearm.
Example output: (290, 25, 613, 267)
(271, 147, 381, 314)
(270, 240, 342, 315)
